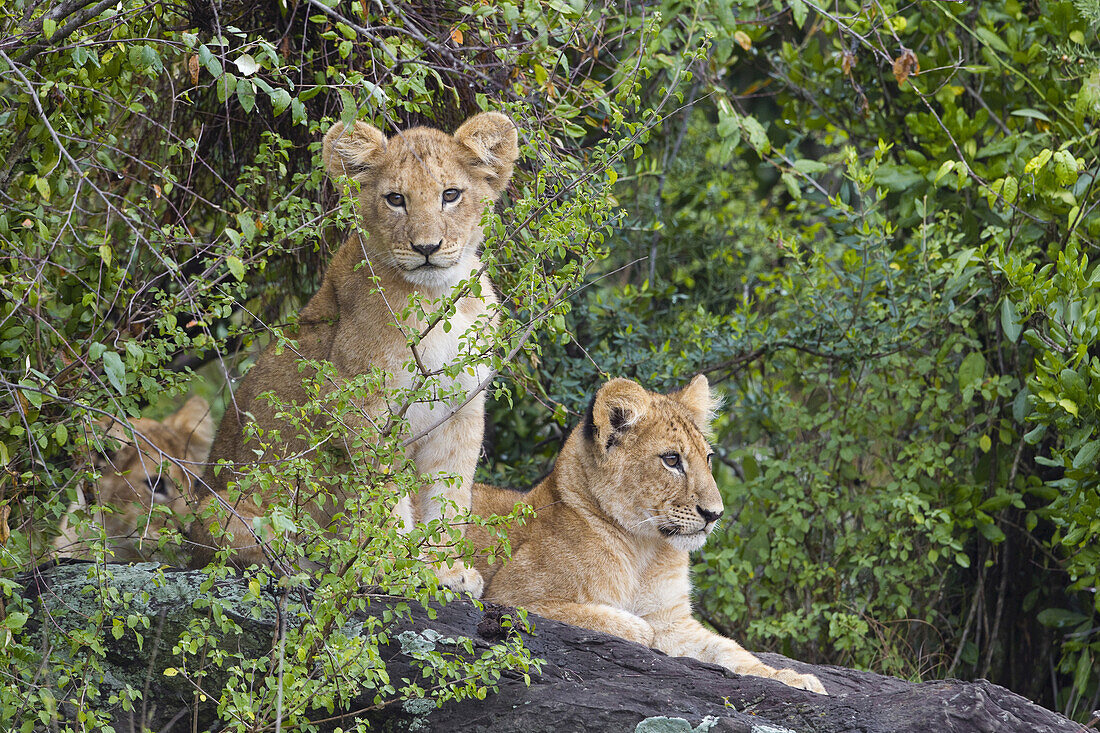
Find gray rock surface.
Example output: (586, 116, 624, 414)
(18, 562, 1083, 732)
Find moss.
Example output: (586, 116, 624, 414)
(27, 561, 278, 721)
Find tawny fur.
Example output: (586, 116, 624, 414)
(55, 396, 214, 562)
(189, 113, 519, 595)
(469, 376, 828, 694)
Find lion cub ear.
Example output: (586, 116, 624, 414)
(323, 120, 387, 181)
(585, 379, 650, 454)
(454, 112, 519, 196)
(164, 396, 215, 462)
(672, 375, 720, 435)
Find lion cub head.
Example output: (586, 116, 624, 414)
(55, 396, 214, 561)
(581, 376, 723, 552)
(322, 112, 518, 290)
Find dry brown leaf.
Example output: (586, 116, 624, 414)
(734, 31, 752, 51)
(450, 27, 463, 45)
(188, 54, 200, 85)
(841, 51, 856, 76)
(0, 504, 9, 545)
(892, 48, 919, 86)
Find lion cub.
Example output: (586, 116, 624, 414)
(55, 396, 214, 562)
(469, 376, 828, 694)
(190, 113, 518, 596)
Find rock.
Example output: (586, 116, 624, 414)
(18, 562, 1082, 733)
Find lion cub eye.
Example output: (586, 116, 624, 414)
(442, 188, 462, 204)
(384, 192, 405, 208)
(145, 475, 171, 496)
(661, 452, 682, 470)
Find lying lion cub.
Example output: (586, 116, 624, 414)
(469, 376, 827, 694)
(54, 396, 214, 562)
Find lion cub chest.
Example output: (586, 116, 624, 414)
(393, 302, 490, 438)
(614, 543, 691, 618)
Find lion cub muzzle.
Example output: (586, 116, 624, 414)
(697, 505, 723, 524)
(411, 240, 442, 259)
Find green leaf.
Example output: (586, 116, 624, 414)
(781, 172, 801, 200)
(978, 494, 1015, 513)
(236, 212, 256, 242)
(958, 351, 986, 387)
(34, 177, 51, 201)
(233, 53, 260, 76)
(1036, 608, 1088, 628)
(3, 612, 28, 631)
(199, 45, 222, 77)
(216, 73, 237, 103)
(740, 115, 770, 156)
(742, 453, 759, 482)
(975, 27, 1010, 54)
(874, 164, 924, 192)
(1058, 398, 1078, 417)
(129, 45, 163, 74)
(338, 88, 357, 125)
(269, 89, 292, 116)
(237, 81, 256, 113)
(103, 351, 126, 395)
(979, 434, 992, 453)
(227, 256, 245, 282)
(792, 159, 828, 175)
(1062, 526, 1086, 545)
(1012, 387, 1030, 423)
(934, 160, 955, 184)
(1073, 649, 1092, 693)
(977, 521, 1005, 543)
(1000, 298, 1022, 343)
(1024, 149, 1052, 175)
(1072, 440, 1100, 470)
(1009, 108, 1051, 122)
(1060, 368, 1087, 399)
(789, 0, 808, 29)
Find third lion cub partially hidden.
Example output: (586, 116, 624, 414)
(469, 376, 827, 694)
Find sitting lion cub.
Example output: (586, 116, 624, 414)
(469, 376, 827, 694)
(190, 113, 518, 596)
(54, 396, 214, 562)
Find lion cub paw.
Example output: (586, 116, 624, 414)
(606, 610, 654, 646)
(435, 561, 484, 598)
(775, 668, 828, 695)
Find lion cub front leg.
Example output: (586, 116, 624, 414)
(648, 604, 827, 694)
(528, 601, 655, 646)
(408, 406, 484, 597)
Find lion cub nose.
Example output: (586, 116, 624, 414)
(697, 505, 723, 523)
(411, 240, 442, 257)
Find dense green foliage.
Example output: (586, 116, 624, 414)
(1, 0, 1098, 728)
